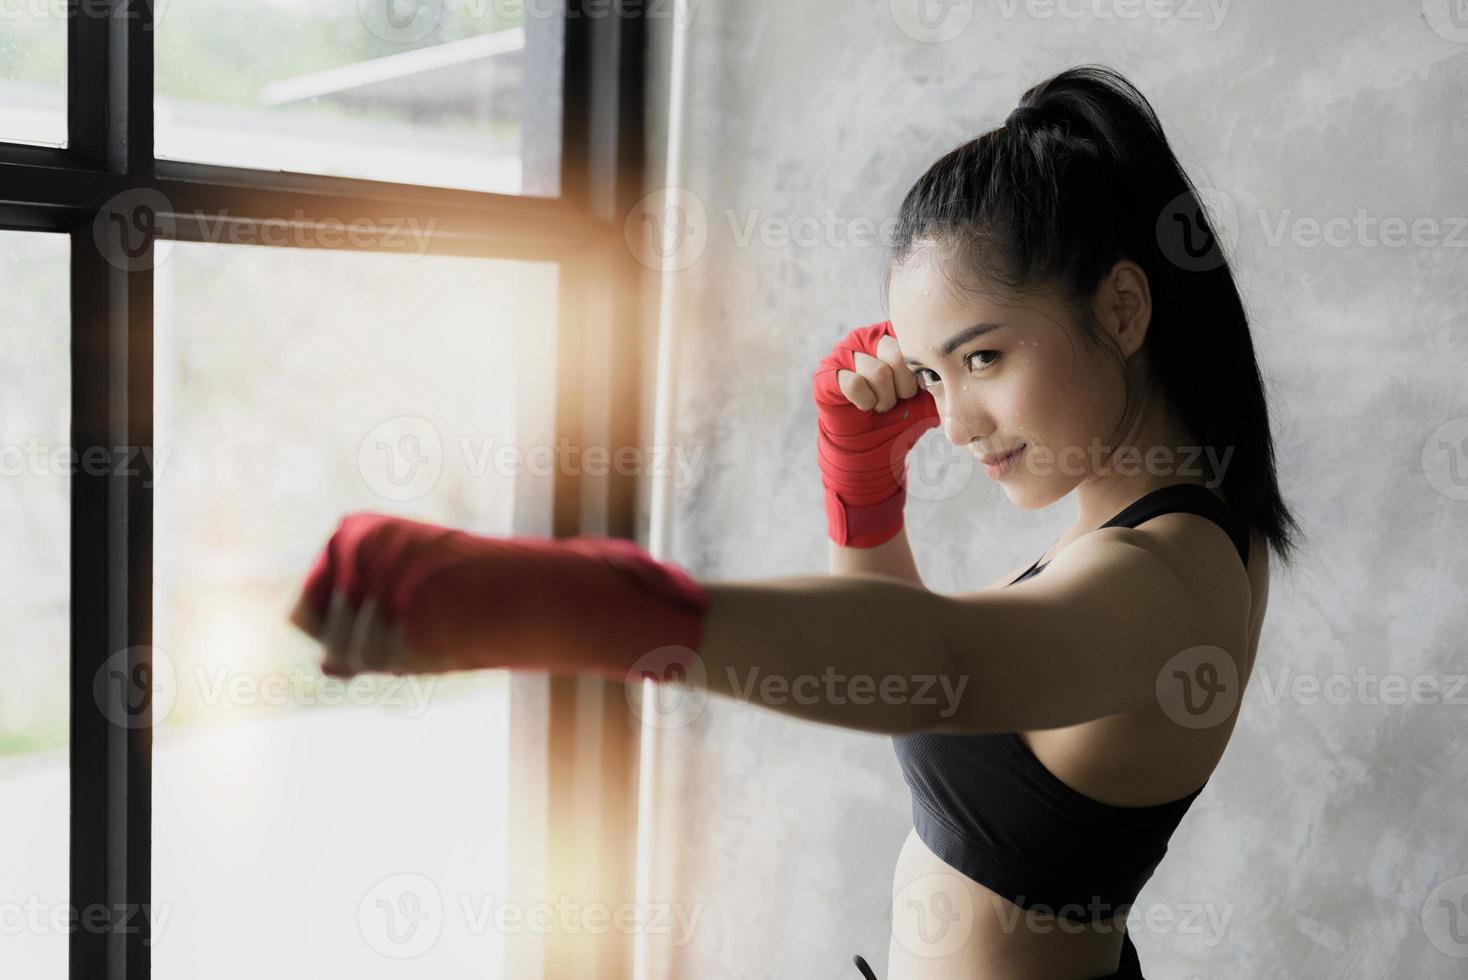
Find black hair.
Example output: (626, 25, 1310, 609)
(881, 64, 1303, 567)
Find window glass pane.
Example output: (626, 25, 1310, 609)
(0, 230, 70, 977)
(0, 5, 67, 146)
(155, 1, 562, 195)
(152, 241, 558, 979)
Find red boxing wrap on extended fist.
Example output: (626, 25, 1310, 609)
(813, 321, 941, 548)
(293, 512, 708, 683)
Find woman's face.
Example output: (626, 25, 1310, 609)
(886, 246, 1132, 510)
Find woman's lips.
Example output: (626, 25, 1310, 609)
(981, 443, 1025, 476)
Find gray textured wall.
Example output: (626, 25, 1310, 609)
(635, 3, 1468, 978)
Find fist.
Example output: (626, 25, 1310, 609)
(285, 512, 710, 682)
(836, 332, 924, 413)
(813, 321, 941, 548)
(287, 585, 436, 678)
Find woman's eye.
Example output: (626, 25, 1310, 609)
(914, 350, 1001, 389)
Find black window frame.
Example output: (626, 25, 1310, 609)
(0, 3, 652, 978)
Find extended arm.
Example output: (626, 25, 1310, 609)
(287, 514, 1238, 739)
(696, 572, 959, 734)
(695, 528, 1236, 736)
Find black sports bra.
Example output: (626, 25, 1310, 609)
(890, 483, 1250, 924)
(1009, 481, 1249, 585)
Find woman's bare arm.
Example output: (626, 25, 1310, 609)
(695, 572, 960, 734)
(694, 527, 1230, 737)
(827, 525, 926, 587)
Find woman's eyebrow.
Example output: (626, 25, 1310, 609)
(903, 322, 1007, 367)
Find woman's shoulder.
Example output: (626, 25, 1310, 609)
(1123, 509, 1256, 631)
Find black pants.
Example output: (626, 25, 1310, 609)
(1109, 929, 1145, 978)
(851, 931, 1145, 979)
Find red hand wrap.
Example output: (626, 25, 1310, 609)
(295, 512, 708, 682)
(813, 321, 941, 548)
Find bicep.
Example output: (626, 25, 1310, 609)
(935, 531, 1211, 733)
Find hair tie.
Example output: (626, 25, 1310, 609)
(1005, 105, 1045, 130)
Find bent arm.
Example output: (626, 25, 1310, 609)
(828, 524, 926, 587)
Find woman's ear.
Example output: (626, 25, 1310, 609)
(1097, 259, 1153, 358)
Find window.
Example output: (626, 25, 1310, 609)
(0, 9, 66, 146)
(0, 230, 70, 980)
(150, 243, 555, 978)
(155, 1, 562, 195)
(0, 5, 651, 979)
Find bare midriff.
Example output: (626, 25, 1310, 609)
(882, 526, 1268, 979)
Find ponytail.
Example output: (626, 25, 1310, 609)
(882, 64, 1304, 566)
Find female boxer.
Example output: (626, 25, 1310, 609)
(287, 65, 1300, 979)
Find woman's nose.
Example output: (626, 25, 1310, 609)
(939, 396, 990, 448)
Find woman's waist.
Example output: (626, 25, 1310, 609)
(899, 789, 1170, 920)
(887, 826, 1131, 980)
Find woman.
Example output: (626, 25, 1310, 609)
(287, 65, 1301, 979)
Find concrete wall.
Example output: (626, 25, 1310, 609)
(636, 3, 1468, 977)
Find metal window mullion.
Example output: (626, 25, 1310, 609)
(69, 235, 156, 980)
(70, 3, 154, 980)
(0, 158, 610, 259)
(66, 0, 108, 166)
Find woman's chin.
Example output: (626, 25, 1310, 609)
(1002, 478, 1069, 511)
